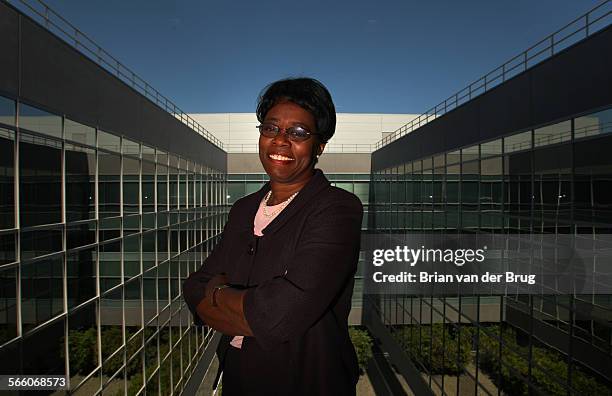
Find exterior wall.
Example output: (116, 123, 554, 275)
(191, 112, 419, 152)
(372, 26, 612, 171)
(0, 3, 226, 395)
(0, 2, 225, 172)
(228, 152, 371, 174)
(366, 25, 612, 395)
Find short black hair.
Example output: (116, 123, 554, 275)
(256, 77, 336, 143)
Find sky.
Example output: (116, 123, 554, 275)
(29, 0, 604, 114)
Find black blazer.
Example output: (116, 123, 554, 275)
(183, 170, 362, 395)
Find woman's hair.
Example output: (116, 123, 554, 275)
(256, 77, 336, 143)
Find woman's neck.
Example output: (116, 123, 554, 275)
(268, 177, 313, 205)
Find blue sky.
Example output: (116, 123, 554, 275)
(38, 0, 601, 114)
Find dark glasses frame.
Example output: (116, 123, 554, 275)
(256, 123, 320, 142)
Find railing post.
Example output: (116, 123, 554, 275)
(550, 35, 554, 56)
(44, 5, 49, 28)
(585, 13, 590, 37)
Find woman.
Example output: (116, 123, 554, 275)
(183, 77, 362, 395)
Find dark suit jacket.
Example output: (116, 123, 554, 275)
(183, 169, 362, 395)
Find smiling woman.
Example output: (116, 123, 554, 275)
(183, 78, 363, 395)
(258, 101, 324, 194)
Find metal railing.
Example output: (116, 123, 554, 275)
(374, 1, 611, 150)
(225, 143, 375, 153)
(5, 0, 224, 149)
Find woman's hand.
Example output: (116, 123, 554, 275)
(204, 273, 228, 304)
(196, 274, 254, 337)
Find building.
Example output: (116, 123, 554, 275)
(365, 3, 612, 394)
(0, 0, 610, 395)
(0, 1, 226, 394)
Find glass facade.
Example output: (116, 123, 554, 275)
(0, 96, 227, 395)
(368, 107, 612, 395)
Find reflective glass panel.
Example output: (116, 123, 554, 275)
(19, 133, 62, 227)
(124, 234, 141, 279)
(99, 151, 121, 218)
(66, 221, 96, 250)
(0, 96, 15, 126)
(481, 138, 502, 158)
(123, 157, 140, 214)
(0, 232, 15, 265)
(100, 216, 121, 242)
(0, 128, 15, 229)
(65, 118, 95, 146)
(142, 145, 155, 162)
(143, 231, 155, 272)
(125, 278, 142, 328)
(99, 241, 121, 293)
(534, 120, 571, 147)
(169, 167, 179, 208)
(157, 164, 168, 210)
(123, 138, 140, 157)
(21, 256, 64, 333)
(142, 161, 155, 213)
(446, 150, 461, 165)
(0, 266, 17, 345)
(19, 104, 62, 139)
(68, 302, 99, 383)
(66, 144, 96, 221)
(22, 319, 65, 375)
(98, 130, 121, 152)
(21, 228, 62, 260)
(575, 108, 612, 139)
(67, 247, 97, 308)
(461, 144, 479, 161)
(504, 130, 532, 153)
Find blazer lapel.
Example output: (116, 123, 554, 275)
(260, 169, 330, 235)
(233, 186, 269, 232)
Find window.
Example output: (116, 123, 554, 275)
(534, 120, 571, 147)
(0, 96, 15, 126)
(122, 137, 140, 157)
(575, 108, 612, 139)
(504, 131, 532, 153)
(65, 118, 95, 146)
(67, 248, 97, 308)
(19, 104, 62, 139)
(99, 241, 121, 292)
(66, 144, 95, 221)
(462, 144, 479, 161)
(98, 130, 120, 152)
(0, 266, 17, 344)
(142, 161, 155, 214)
(19, 133, 62, 227)
(21, 256, 64, 332)
(0, 128, 15, 229)
(99, 151, 121, 218)
(481, 139, 502, 158)
(123, 157, 140, 214)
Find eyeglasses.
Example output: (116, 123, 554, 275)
(256, 123, 318, 142)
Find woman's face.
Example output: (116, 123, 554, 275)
(258, 101, 325, 186)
